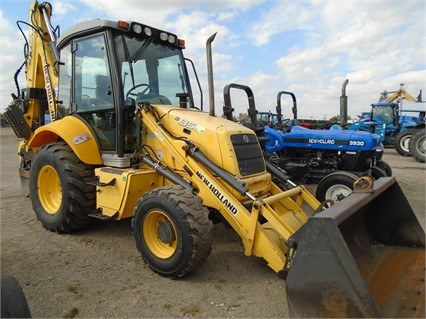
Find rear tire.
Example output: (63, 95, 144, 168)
(409, 129, 426, 163)
(133, 185, 213, 278)
(395, 129, 417, 156)
(29, 143, 96, 233)
(316, 171, 358, 203)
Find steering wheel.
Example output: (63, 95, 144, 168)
(125, 83, 151, 100)
(278, 118, 292, 132)
(281, 118, 291, 125)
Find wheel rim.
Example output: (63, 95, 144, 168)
(325, 183, 352, 201)
(37, 165, 62, 215)
(143, 210, 178, 259)
(400, 135, 412, 152)
(415, 135, 426, 155)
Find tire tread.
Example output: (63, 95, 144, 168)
(134, 185, 213, 278)
(30, 142, 96, 233)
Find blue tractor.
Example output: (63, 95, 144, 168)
(223, 83, 392, 202)
(348, 89, 425, 156)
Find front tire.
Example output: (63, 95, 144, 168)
(376, 160, 392, 176)
(395, 129, 417, 156)
(133, 186, 213, 278)
(316, 171, 358, 203)
(1, 276, 31, 318)
(370, 166, 388, 179)
(29, 143, 96, 233)
(409, 129, 426, 163)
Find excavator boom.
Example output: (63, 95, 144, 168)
(385, 88, 419, 103)
(6, 1, 59, 141)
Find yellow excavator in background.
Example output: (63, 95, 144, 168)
(380, 86, 421, 103)
(5, 1, 425, 317)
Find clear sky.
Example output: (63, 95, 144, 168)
(1, 0, 425, 119)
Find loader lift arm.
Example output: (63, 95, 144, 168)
(136, 103, 320, 274)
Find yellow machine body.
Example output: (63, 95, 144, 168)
(95, 167, 165, 219)
(90, 104, 321, 274)
(28, 116, 103, 165)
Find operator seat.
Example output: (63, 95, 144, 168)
(95, 75, 112, 104)
(418, 112, 425, 124)
(93, 75, 115, 149)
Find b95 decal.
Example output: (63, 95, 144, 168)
(349, 140, 365, 146)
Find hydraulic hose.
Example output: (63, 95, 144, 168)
(140, 154, 194, 192)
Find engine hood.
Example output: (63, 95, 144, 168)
(147, 105, 265, 177)
(264, 126, 381, 153)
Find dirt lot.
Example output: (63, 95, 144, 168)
(1, 126, 425, 318)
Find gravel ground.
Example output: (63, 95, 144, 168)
(1, 126, 425, 318)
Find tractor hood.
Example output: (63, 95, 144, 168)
(264, 126, 381, 153)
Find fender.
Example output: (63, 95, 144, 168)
(28, 116, 103, 165)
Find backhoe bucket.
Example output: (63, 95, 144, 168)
(285, 177, 425, 318)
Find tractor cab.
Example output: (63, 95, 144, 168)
(370, 102, 398, 126)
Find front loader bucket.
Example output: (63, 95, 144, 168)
(285, 177, 425, 318)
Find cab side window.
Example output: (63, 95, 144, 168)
(74, 35, 113, 111)
(73, 34, 116, 151)
(58, 44, 71, 117)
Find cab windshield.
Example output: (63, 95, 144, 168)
(373, 106, 394, 123)
(114, 34, 193, 107)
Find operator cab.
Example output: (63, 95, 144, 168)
(370, 103, 397, 125)
(57, 19, 194, 167)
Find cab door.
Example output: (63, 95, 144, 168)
(59, 33, 117, 153)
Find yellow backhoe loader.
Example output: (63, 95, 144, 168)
(5, 1, 425, 317)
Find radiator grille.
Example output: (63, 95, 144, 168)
(231, 134, 265, 176)
(343, 150, 373, 171)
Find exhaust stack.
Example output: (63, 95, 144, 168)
(206, 33, 217, 116)
(340, 79, 349, 128)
